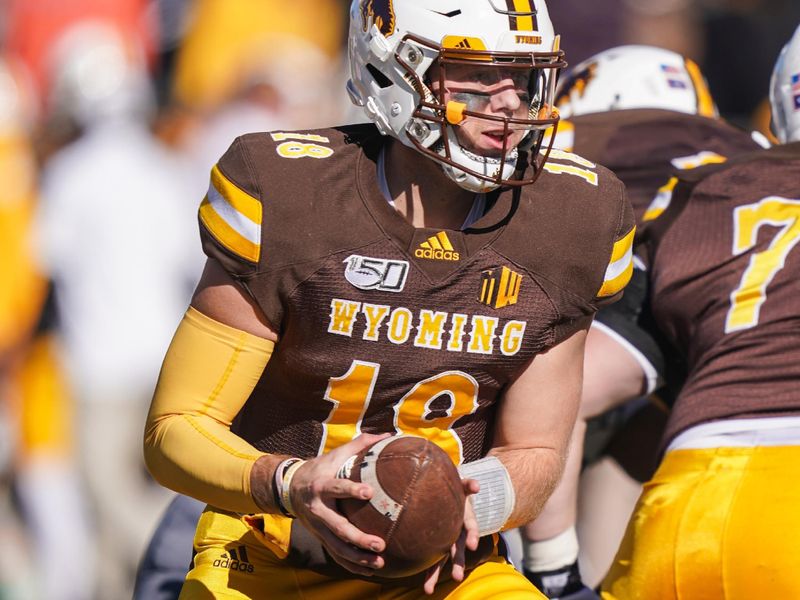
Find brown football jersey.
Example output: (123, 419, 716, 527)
(198, 124, 634, 464)
(556, 109, 761, 225)
(643, 142, 800, 444)
(552, 109, 762, 389)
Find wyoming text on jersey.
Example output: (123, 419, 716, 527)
(328, 298, 527, 357)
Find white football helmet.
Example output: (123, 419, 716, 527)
(769, 25, 800, 144)
(555, 45, 718, 119)
(46, 21, 154, 128)
(347, 0, 565, 192)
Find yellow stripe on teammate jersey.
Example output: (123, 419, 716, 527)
(644, 177, 678, 222)
(544, 120, 575, 152)
(598, 226, 635, 298)
(199, 165, 262, 263)
(685, 59, 717, 118)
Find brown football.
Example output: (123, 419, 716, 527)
(337, 435, 466, 578)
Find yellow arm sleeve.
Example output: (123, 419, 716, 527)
(143, 306, 275, 514)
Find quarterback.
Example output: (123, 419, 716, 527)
(143, 1, 635, 598)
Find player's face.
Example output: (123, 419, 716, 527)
(431, 62, 536, 157)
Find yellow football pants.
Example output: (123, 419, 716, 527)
(180, 507, 544, 599)
(602, 444, 800, 600)
(13, 334, 74, 459)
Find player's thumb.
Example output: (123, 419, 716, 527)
(332, 432, 393, 476)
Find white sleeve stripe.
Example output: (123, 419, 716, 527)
(207, 184, 261, 245)
(604, 246, 633, 282)
(590, 320, 660, 395)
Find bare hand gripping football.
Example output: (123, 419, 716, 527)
(337, 435, 467, 578)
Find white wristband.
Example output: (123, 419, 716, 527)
(458, 456, 515, 536)
(276, 459, 305, 518)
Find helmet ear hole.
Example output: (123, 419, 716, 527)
(366, 63, 393, 89)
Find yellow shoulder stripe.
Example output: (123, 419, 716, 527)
(644, 177, 678, 222)
(598, 226, 635, 298)
(210, 165, 262, 223)
(199, 164, 262, 264)
(610, 225, 635, 263)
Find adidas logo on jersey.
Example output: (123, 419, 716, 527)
(213, 546, 254, 573)
(415, 232, 460, 261)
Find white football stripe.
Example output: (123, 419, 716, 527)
(360, 437, 404, 522)
(604, 246, 633, 282)
(646, 188, 673, 216)
(207, 183, 261, 245)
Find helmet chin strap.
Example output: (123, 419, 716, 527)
(436, 126, 518, 193)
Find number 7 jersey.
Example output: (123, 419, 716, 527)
(643, 142, 800, 445)
(198, 124, 634, 464)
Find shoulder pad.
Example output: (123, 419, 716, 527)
(199, 136, 263, 275)
(198, 125, 382, 277)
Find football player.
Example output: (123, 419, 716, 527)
(600, 27, 800, 597)
(143, 1, 635, 598)
(520, 45, 764, 599)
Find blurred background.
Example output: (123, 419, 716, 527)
(0, 1, 798, 599)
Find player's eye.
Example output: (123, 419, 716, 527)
(473, 71, 494, 85)
(450, 91, 492, 112)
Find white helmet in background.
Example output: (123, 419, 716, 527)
(47, 20, 154, 128)
(555, 45, 718, 119)
(769, 25, 800, 144)
(347, 0, 565, 192)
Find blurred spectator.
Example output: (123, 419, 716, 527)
(2, 0, 156, 105)
(170, 0, 344, 112)
(0, 54, 93, 600)
(34, 21, 202, 598)
(0, 57, 43, 361)
(176, 32, 346, 180)
(11, 307, 94, 600)
(149, 0, 193, 105)
(160, 0, 350, 201)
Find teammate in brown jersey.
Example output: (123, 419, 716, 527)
(601, 27, 800, 598)
(142, 1, 635, 599)
(518, 46, 764, 599)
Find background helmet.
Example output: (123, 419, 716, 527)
(347, 0, 565, 192)
(46, 20, 154, 129)
(769, 24, 800, 144)
(555, 45, 718, 119)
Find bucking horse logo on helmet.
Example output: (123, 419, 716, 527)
(361, 0, 396, 36)
(554, 61, 598, 108)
